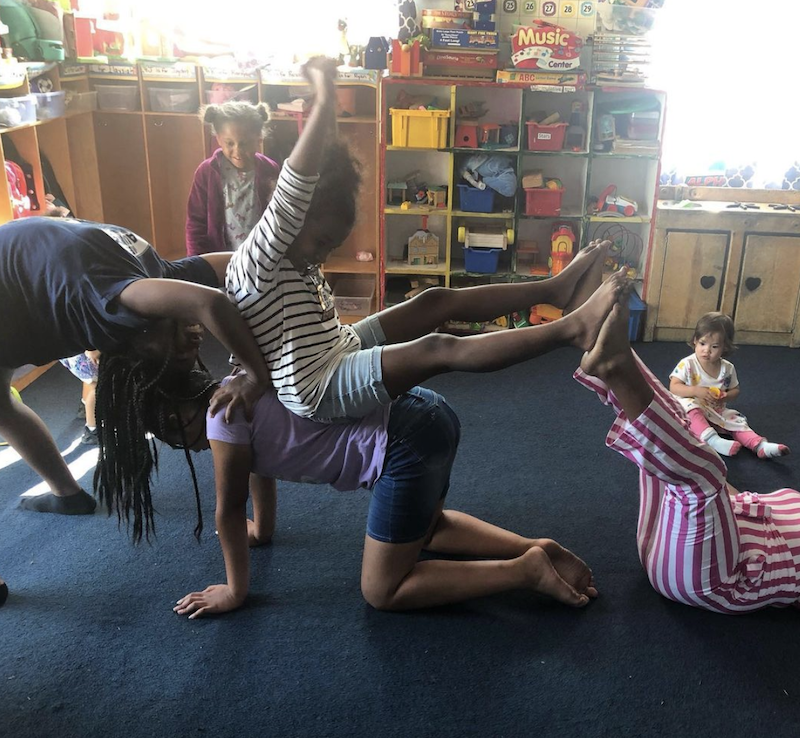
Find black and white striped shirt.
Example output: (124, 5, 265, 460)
(225, 162, 360, 418)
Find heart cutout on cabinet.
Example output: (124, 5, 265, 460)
(745, 277, 762, 292)
(700, 275, 716, 289)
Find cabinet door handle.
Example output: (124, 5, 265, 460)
(745, 276, 762, 292)
(700, 275, 716, 289)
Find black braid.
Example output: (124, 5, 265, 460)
(94, 350, 217, 544)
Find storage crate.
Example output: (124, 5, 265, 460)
(628, 290, 646, 341)
(457, 184, 495, 213)
(95, 84, 139, 111)
(65, 90, 97, 113)
(524, 187, 564, 216)
(33, 91, 65, 120)
(464, 246, 501, 274)
(0, 95, 36, 127)
(333, 279, 375, 316)
(390, 108, 450, 148)
(525, 121, 567, 151)
(149, 87, 199, 113)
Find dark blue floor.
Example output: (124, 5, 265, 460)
(2, 341, 800, 738)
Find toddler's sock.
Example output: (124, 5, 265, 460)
(701, 430, 742, 457)
(19, 489, 97, 515)
(756, 441, 790, 459)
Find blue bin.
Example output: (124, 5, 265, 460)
(628, 290, 646, 341)
(458, 184, 495, 213)
(464, 247, 501, 274)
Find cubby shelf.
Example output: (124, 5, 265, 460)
(379, 76, 665, 326)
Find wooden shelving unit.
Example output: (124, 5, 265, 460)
(379, 77, 665, 324)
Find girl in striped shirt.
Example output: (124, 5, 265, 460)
(222, 57, 627, 424)
(576, 295, 800, 614)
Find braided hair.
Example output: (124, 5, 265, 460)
(94, 348, 218, 544)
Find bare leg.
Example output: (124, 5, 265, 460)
(361, 534, 591, 611)
(381, 268, 628, 399)
(579, 297, 653, 419)
(82, 381, 97, 428)
(0, 369, 95, 514)
(423, 509, 597, 599)
(562, 240, 608, 315)
(378, 241, 608, 344)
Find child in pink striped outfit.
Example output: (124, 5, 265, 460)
(577, 299, 800, 614)
(669, 312, 790, 459)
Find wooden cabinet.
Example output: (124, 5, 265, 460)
(645, 201, 800, 346)
(654, 231, 727, 330)
(735, 235, 800, 337)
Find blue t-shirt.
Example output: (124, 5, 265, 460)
(0, 217, 218, 367)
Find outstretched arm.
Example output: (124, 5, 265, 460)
(174, 440, 253, 618)
(117, 278, 271, 418)
(226, 57, 339, 295)
(248, 474, 277, 546)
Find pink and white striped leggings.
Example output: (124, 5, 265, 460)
(574, 355, 800, 614)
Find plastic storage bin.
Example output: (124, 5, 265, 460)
(149, 87, 199, 113)
(333, 279, 375, 316)
(526, 121, 567, 151)
(390, 108, 450, 148)
(457, 184, 495, 213)
(95, 84, 139, 111)
(628, 290, 646, 341)
(0, 95, 36, 127)
(65, 90, 97, 113)
(464, 246, 501, 274)
(524, 187, 565, 216)
(33, 91, 66, 120)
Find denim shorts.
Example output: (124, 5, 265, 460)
(314, 314, 391, 422)
(366, 387, 461, 544)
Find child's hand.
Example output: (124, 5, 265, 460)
(694, 387, 717, 402)
(209, 374, 268, 423)
(173, 584, 244, 619)
(301, 56, 338, 99)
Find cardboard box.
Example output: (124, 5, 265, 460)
(432, 29, 499, 50)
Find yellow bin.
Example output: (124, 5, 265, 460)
(390, 108, 450, 148)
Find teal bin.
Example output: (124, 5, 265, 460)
(628, 290, 646, 341)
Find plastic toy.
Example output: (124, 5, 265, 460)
(594, 184, 638, 217)
(549, 223, 575, 276)
(457, 224, 514, 250)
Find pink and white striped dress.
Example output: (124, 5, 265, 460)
(575, 355, 800, 614)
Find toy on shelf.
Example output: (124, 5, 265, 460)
(457, 224, 514, 250)
(549, 223, 575, 275)
(387, 181, 409, 206)
(590, 184, 639, 217)
(593, 222, 643, 278)
(407, 216, 439, 266)
(565, 100, 586, 151)
(515, 239, 546, 277)
(405, 277, 440, 300)
(458, 223, 513, 275)
(529, 304, 563, 325)
(390, 37, 425, 77)
(426, 185, 447, 208)
(523, 176, 565, 217)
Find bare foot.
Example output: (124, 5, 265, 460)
(536, 539, 598, 599)
(562, 240, 610, 316)
(546, 240, 606, 310)
(520, 547, 591, 607)
(561, 267, 628, 351)
(579, 289, 634, 379)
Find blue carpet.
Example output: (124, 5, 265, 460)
(2, 341, 800, 738)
